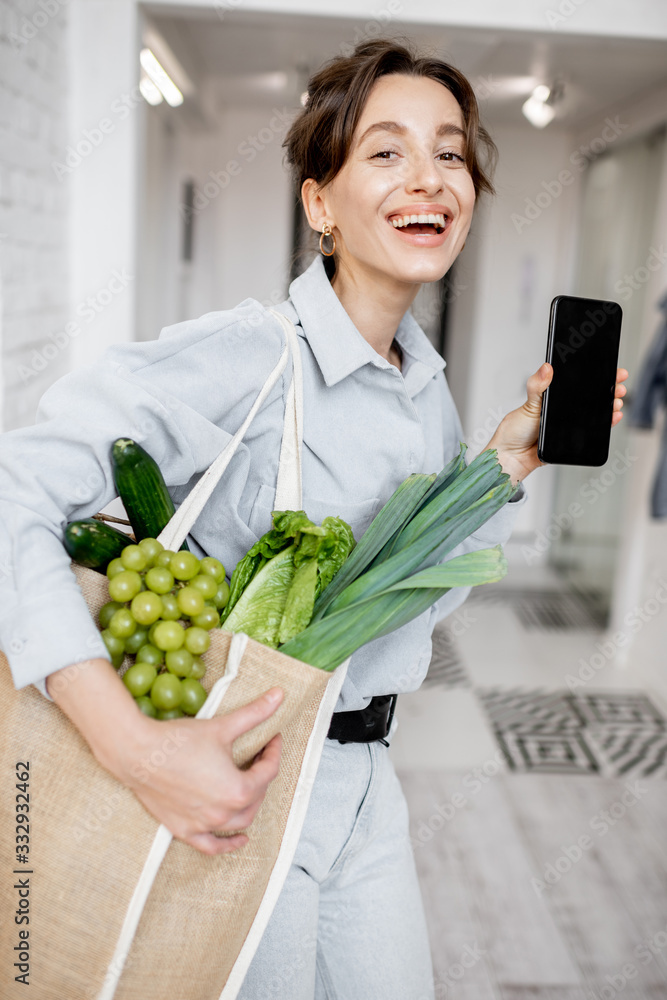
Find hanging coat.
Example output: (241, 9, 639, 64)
(629, 290, 667, 518)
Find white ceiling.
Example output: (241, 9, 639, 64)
(144, 6, 667, 131)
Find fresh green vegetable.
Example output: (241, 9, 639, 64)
(223, 545, 296, 647)
(111, 437, 189, 549)
(222, 510, 308, 621)
(278, 446, 516, 671)
(278, 547, 507, 670)
(221, 511, 356, 648)
(64, 517, 131, 572)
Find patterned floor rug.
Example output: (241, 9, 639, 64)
(478, 688, 667, 778)
(467, 585, 609, 631)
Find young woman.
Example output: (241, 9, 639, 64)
(0, 38, 627, 999)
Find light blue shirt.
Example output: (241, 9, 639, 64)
(0, 253, 525, 710)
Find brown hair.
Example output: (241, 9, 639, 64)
(283, 38, 497, 204)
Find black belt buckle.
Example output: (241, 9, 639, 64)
(327, 694, 398, 745)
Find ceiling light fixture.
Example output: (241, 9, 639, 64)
(139, 48, 184, 107)
(139, 73, 163, 106)
(532, 84, 551, 103)
(522, 84, 556, 129)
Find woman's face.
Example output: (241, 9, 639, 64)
(316, 73, 476, 288)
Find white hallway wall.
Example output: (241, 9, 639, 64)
(178, 104, 294, 318)
(0, 0, 71, 432)
(0, 0, 141, 436)
(138, 102, 294, 341)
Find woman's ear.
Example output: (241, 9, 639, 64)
(301, 178, 328, 233)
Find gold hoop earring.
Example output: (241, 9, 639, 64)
(319, 223, 336, 257)
(459, 241, 466, 253)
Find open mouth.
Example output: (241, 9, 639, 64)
(389, 212, 448, 235)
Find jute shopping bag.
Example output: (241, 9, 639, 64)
(0, 309, 350, 1000)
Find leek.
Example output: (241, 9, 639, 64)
(279, 547, 507, 671)
(278, 447, 517, 670)
(311, 471, 437, 619)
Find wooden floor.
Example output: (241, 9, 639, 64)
(398, 770, 667, 999)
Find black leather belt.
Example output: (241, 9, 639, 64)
(326, 694, 398, 745)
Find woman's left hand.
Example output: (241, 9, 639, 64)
(484, 364, 630, 486)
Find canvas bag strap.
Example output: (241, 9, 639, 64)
(273, 309, 303, 511)
(157, 308, 303, 552)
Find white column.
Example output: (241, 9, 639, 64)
(67, 0, 141, 367)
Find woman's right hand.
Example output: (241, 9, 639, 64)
(46, 657, 283, 856)
(119, 695, 284, 855)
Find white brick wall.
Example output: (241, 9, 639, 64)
(0, 0, 70, 432)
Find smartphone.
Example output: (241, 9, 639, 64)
(537, 294, 622, 466)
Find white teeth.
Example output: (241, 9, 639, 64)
(390, 212, 447, 229)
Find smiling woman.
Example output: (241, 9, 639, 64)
(0, 31, 628, 1000)
(231, 38, 625, 998)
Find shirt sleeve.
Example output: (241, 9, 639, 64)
(0, 301, 285, 700)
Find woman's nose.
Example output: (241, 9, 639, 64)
(404, 153, 443, 196)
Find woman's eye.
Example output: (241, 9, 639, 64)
(370, 149, 465, 163)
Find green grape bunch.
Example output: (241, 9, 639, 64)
(98, 537, 230, 720)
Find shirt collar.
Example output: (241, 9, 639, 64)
(279, 254, 446, 398)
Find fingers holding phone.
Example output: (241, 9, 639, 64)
(612, 368, 630, 427)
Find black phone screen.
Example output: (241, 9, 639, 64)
(537, 295, 622, 466)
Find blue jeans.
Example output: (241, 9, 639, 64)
(236, 736, 435, 1000)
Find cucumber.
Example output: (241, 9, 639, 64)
(111, 438, 188, 550)
(64, 518, 131, 573)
